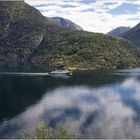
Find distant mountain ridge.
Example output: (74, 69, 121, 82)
(121, 23, 140, 47)
(107, 26, 131, 36)
(48, 17, 83, 30)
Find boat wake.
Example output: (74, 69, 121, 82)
(0, 72, 49, 76)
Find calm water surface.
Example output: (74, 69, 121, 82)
(0, 66, 140, 138)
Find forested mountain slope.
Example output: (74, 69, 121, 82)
(0, 1, 140, 69)
(121, 23, 140, 47)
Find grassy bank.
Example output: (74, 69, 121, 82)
(20, 122, 76, 139)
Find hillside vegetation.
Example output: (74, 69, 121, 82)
(0, 1, 140, 69)
(21, 122, 76, 139)
(121, 23, 140, 47)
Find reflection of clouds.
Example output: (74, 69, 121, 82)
(87, 92, 135, 138)
(122, 78, 139, 88)
(1, 78, 140, 138)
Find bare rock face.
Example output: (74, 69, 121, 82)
(49, 17, 83, 30)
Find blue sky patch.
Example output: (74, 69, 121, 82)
(35, 4, 76, 8)
(109, 3, 140, 15)
(81, 8, 95, 12)
(79, 0, 96, 4)
(34, 4, 53, 8)
(104, 2, 118, 6)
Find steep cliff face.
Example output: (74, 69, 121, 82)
(0, 1, 140, 69)
(0, 1, 56, 63)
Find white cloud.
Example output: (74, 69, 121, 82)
(25, 0, 140, 33)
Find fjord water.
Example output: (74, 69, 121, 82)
(0, 67, 140, 138)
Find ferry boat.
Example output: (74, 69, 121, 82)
(48, 70, 72, 76)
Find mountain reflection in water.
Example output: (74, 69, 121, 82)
(0, 69, 140, 138)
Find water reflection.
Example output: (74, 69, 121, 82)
(0, 75, 140, 138)
(0, 70, 124, 123)
(115, 68, 140, 77)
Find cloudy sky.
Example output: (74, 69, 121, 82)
(25, 0, 140, 33)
